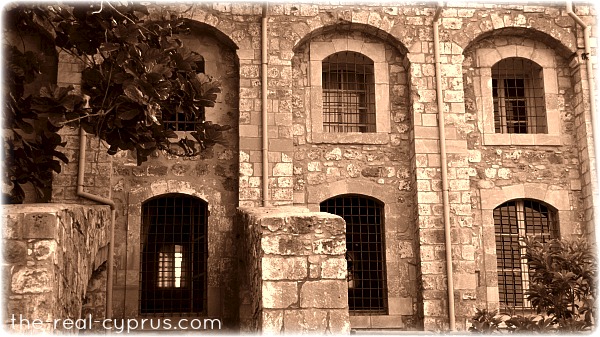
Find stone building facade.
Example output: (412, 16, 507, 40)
(3, 1, 598, 334)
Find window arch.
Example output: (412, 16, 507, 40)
(322, 51, 375, 133)
(320, 195, 387, 314)
(471, 42, 561, 145)
(494, 199, 559, 312)
(492, 57, 546, 134)
(308, 37, 391, 144)
(140, 194, 207, 314)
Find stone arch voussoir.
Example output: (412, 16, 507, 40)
(293, 22, 409, 56)
(461, 26, 575, 59)
(480, 183, 569, 212)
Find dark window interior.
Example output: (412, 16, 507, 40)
(140, 194, 207, 315)
(495, 199, 558, 314)
(322, 52, 376, 133)
(320, 195, 387, 314)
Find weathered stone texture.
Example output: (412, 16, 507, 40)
(16, 1, 595, 334)
(238, 207, 350, 334)
(2, 204, 110, 333)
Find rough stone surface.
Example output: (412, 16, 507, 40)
(2, 204, 110, 333)
(9, 2, 595, 334)
(238, 207, 349, 333)
(300, 281, 348, 309)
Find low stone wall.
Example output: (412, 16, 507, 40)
(3, 204, 111, 333)
(238, 206, 350, 334)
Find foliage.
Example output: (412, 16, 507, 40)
(470, 308, 506, 333)
(469, 237, 596, 333)
(3, 2, 229, 203)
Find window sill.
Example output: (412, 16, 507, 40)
(312, 132, 389, 145)
(350, 315, 404, 329)
(483, 133, 561, 146)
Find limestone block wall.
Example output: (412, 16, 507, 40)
(237, 206, 350, 334)
(80, 262, 107, 333)
(458, 9, 594, 323)
(105, 26, 241, 323)
(30, 2, 597, 333)
(289, 25, 419, 331)
(2, 204, 111, 333)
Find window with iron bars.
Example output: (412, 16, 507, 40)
(494, 199, 559, 315)
(492, 57, 547, 134)
(163, 57, 205, 132)
(322, 52, 376, 133)
(140, 194, 207, 315)
(320, 195, 387, 314)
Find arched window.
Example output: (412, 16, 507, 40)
(492, 57, 546, 134)
(494, 199, 558, 311)
(163, 56, 206, 131)
(322, 52, 376, 133)
(140, 194, 207, 314)
(320, 195, 387, 313)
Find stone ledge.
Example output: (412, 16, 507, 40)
(483, 133, 561, 146)
(312, 132, 390, 145)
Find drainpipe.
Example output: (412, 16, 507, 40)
(566, 1, 598, 234)
(433, 2, 456, 331)
(77, 127, 116, 321)
(261, 2, 270, 207)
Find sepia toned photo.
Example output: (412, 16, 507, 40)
(1, 1, 597, 334)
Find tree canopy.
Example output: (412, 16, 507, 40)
(3, 2, 228, 203)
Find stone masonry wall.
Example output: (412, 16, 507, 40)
(80, 262, 107, 333)
(106, 27, 241, 324)
(3, 204, 111, 333)
(33, 2, 598, 333)
(290, 25, 419, 331)
(51, 49, 113, 206)
(457, 13, 596, 332)
(237, 206, 350, 334)
(110, 2, 596, 332)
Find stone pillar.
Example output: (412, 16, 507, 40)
(238, 206, 350, 334)
(569, 55, 599, 240)
(408, 38, 476, 330)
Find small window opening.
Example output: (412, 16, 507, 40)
(158, 244, 185, 288)
(164, 57, 205, 132)
(322, 52, 376, 133)
(492, 57, 546, 134)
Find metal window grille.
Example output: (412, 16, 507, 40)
(494, 199, 558, 315)
(320, 195, 387, 314)
(492, 57, 547, 134)
(164, 58, 205, 132)
(140, 194, 207, 315)
(322, 52, 376, 133)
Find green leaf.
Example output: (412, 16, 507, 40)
(49, 160, 62, 173)
(15, 119, 34, 134)
(116, 106, 141, 120)
(48, 113, 67, 127)
(99, 42, 120, 53)
(163, 130, 178, 139)
(123, 85, 145, 104)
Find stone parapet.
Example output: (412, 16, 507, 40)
(2, 204, 111, 333)
(237, 206, 350, 334)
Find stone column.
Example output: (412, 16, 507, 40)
(238, 206, 350, 334)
